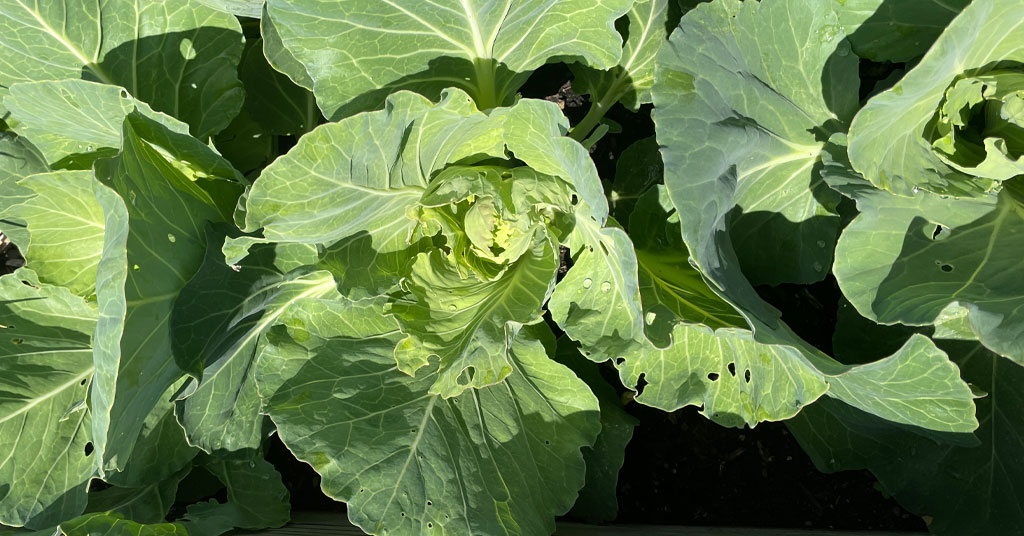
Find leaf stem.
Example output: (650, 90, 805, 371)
(569, 78, 625, 142)
(473, 58, 499, 110)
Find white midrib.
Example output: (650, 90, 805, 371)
(459, 0, 488, 58)
(14, 0, 114, 85)
(0, 363, 94, 425)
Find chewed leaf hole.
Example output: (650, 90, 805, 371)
(426, 500, 432, 506)
(707, 372, 720, 381)
(931, 225, 949, 240)
(635, 373, 648, 396)
(940, 264, 954, 272)
(80, 378, 87, 386)
(744, 370, 751, 383)
(427, 523, 433, 529)
(84, 442, 94, 456)
(727, 362, 736, 376)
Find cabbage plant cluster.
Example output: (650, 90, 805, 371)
(0, 0, 1019, 536)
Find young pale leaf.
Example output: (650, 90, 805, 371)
(390, 233, 558, 397)
(0, 132, 47, 246)
(0, 270, 96, 528)
(835, 185, 1024, 365)
(501, 99, 609, 224)
(256, 299, 600, 536)
(0, 0, 244, 138)
(263, 0, 631, 118)
(847, 0, 1024, 197)
(14, 171, 104, 296)
(652, 0, 852, 286)
(90, 115, 240, 474)
(838, 0, 969, 62)
(172, 228, 339, 452)
(234, 89, 510, 259)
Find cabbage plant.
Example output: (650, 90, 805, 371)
(0, 0, 1019, 536)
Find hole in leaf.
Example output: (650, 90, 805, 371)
(940, 264, 954, 272)
(119, 89, 129, 98)
(635, 373, 648, 396)
(707, 372, 719, 381)
(426, 500, 432, 507)
(727, 362, 736, 376)
(84, 442, 94, 456)
(80, 378, 87, 386)
(744, 370, 751, 383)
(615, 357, 625, 366)
(931, 225, 946, 239)
(400, 512, 406, 517)
(427, 523, 433, 529)
(570, 194, 578, 205)
(544, 440, 550, 445)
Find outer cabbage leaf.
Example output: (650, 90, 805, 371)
(84, 467, 190, 524)
(614, 321, 974, 430)
(13, 171, 104, 296)
(238, 38, 319, 137)
(0, 132, 47, 247)
(834, 184, 1024, 364)
(58, 513, 191, 536)
(609, 136, 661, 221)
(0, 0, 244, 138)
(256, 298, 600, 536)
(259, 6, 313, 91)
(196, 0, 264, 18)
(630, 186, 746, 345)
(264, 0, 631, 118)
(172, 228, 338, 452)
(653, 0, 980, 432)
(789, 305, 1022, 536)
(548, 218, 644, 362)
(90, 114, 241, 474)
(652, 0, 850, 286)
(555, 340, 636, 524)
(102, 380, 198, 490)
(838, 0, 969, 63)
(3, 81, 188, 169)
(847, 0, 1024, 197)
(0, 270, 96, 528)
